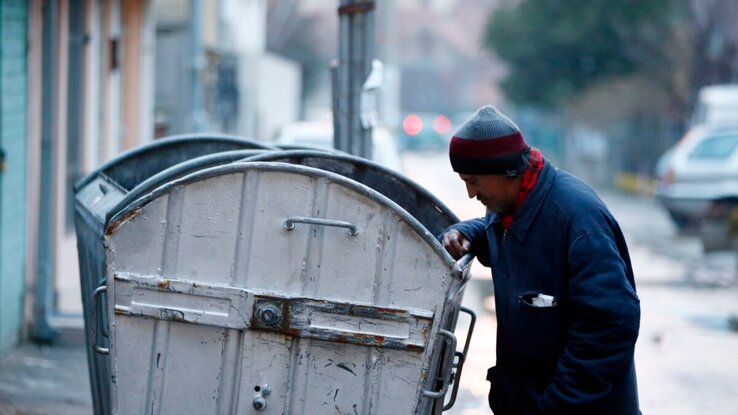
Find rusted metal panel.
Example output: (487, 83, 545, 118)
(104, 163, 465, 414)
(112, 272, 433, 351)
(250, 295, 433, 351)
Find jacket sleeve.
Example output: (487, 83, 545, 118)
(439, 217, 490, 267)
(539, 229, 640, 413)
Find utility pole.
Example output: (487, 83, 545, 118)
(333, 0, 376, 159)
(190, 0, 206, 132)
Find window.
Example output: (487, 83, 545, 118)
(688, 134, 738, 160)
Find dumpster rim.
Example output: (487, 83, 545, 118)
(74, 134, 276, 192)
(106, 161, 458, 268)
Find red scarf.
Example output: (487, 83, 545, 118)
(500, 148, 544, 229)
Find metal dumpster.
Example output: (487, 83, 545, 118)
(101, 161, 473, 414)
(73, 134, 274, 415)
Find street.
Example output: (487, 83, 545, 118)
(400, 151, 738, 415)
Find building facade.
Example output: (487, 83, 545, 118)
(0, 0, 156, 355)
(0, 0, 29, 357)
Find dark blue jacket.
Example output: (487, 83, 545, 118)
(450, 160, 641, 415)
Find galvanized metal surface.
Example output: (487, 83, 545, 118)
(244, 150, 459, 237)
(104, 162, 468, 414)
(73, 177, 123, 415)
(73, 136, 276, 415)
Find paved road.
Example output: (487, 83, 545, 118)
(0, 345, 91, 415)
(400, 151, 738, 415)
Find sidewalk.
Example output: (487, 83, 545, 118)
(0, 343, 91, 415)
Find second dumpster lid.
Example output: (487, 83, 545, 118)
(105, 149, 270, 224)
(75, 134, 276, 193)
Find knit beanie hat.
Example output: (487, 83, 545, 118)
(449, 105, 530, 175)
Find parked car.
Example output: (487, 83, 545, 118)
(273, 121, 403, 172)
(656, 124, 738, 230)
(690, 84, 738, 127)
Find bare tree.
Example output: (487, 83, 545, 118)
(687, 0, 738, 110)
(266, 0, 302, 51)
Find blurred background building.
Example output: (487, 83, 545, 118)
(0, 0, 302, 356)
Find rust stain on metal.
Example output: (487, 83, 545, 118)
(280, 300, 291, 332)
(283, 329, 301, 340)
(350, 332, 386, 345)
(105, 208, 142, 236)
(249, 295, 428, 351)
(421, 324, 431, 339)
(405, 344, 424, 353)
(157, 279, 171, 290)
(348, 304, 406, 319)
(250, 298, 291, 332)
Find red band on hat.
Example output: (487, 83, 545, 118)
(450, 132, 528, 158)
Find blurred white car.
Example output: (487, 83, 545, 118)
(273, 121, 403, 172)
(656, 124, 738, 229)
(690, 84, 738, 126)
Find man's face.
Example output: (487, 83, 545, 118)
(459, 173, 521, 213)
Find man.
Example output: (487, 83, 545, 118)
(441, 105, 641, 414)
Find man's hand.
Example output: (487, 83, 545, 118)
(442, 229, 471, 259)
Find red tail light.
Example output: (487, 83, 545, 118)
(402, 114, 423, 136)
(432, 115, 451, 135)
(662, 168, 676, 186)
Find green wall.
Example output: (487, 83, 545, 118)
(0, 0, 28, 357)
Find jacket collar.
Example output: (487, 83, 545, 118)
(487, 159, 556, 241)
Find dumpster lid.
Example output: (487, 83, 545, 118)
(106, 161, 458, 269)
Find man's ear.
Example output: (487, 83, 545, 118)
(504, 170, 522, 180)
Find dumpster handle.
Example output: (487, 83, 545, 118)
(422, 329, 457, 399)
(92, 286, 109, 355)
(447, 253, 476, 303)
(283, 216, 359, 236)
(452, 253, 475, 281)
(442, 307, 477, 411)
